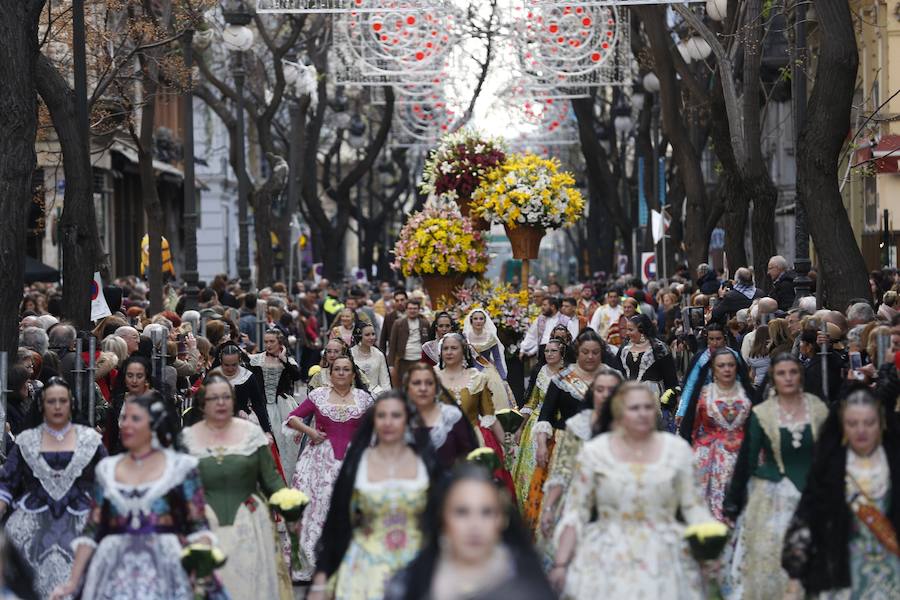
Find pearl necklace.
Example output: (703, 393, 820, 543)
(42, 422, 72, 442)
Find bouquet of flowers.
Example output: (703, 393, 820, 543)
(683, 521, 730, 561)
(466, 447, 502, 472)
(391, 205, 490, 277)
(270, 488, 310, 572)
(471, 153, 584, 229)
(181, 543, 227, 578)
(420, 129, 507, 208)
(495, 408, 525, 433)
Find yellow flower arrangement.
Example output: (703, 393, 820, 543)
(180, 543, 227, 578)
(683, 521, 730, 561)
(269, 488, 310, 521)
(471, 153, 584, 229)
(392, 205, 490, 278)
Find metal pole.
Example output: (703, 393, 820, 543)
(87, 337, 96, 427)
(73, 339, 84, 412)
(819, 321, 829, 403)
(182, 29, 200, 311)
(257, 299, 268, 350)
(792, 1, 811, 303)
(234, 50, 252, 291)
(0, 352, 8, 458)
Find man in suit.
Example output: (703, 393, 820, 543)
(387, 297, 430, 386)
(767, 255, 797, 312)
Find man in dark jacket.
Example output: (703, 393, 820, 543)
(767, 255, 797, 312)
(696, 263, 720, 295)
(710, 267, 763, 326)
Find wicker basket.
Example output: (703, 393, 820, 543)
(505, 224, 545, 260)
(421, 273, 467, 306)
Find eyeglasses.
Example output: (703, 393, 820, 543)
(205, 395, 232, 404)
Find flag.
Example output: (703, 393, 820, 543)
(651, 209, 665, 244)
(91, 272, 111, 322)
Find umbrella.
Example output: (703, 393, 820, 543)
(24, 256, 60, 284)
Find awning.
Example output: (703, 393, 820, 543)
(24, 256, 60, 283)
(111, 142, 184, 179)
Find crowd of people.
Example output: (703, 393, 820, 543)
(1, 255, 899, 599)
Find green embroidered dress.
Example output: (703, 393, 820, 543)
(181, 420, 292, 600)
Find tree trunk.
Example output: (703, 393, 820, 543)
(797, 0, 870, 309)
(718, 173, 749, 272)
(252, 191, 275, 289)
(748, 173, 778, 289)
(0, 0, 42, 354)
(320, 228, 345, 281)
(35, 54, 100, 329)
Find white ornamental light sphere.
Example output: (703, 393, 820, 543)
(222, 24, 254, 52)
(642, 72, 660, 93)
(613, 114, 633, 135)
(283, 62, 301, 85)
(677, 40, 693, 64)
(632, 92, 646, 112)
(706, 0, 728, 22)
(685, 37, 712, 61)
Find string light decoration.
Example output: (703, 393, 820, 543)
(332, 0, 460, 86)
(257, 0, 420, 13)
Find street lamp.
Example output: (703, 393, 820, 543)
(222, 0, 254, 292)
(182, 28, 199, 310)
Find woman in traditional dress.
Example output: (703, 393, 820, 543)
(616, 314, 679, 428)
(284, 354, 373, 581)
(180, 375, 292, 600)
(250, 329, 302, 476)
(720, 353, 829, 600)
(309, 391, 438, 600)
(435, 333, 513, 494)
(404, 362, 477, 471)
(0, 378, 106, 599)
(385, 464, 555, 600)
(782, 388, 900, 598)
(50, 392, 225, 600)
(680, 348, 756, 523)
(512, 338, 568, 519)
(308, 338, 350, 390)
(421, 311, 456, 366)
(536, 367, 622, 566)
(463, 309, 514, 411)
(534, 330, 621, 479)
(351, 323, 391, 395)
(551, 383, 715, 599)
(207, 343, 271, 433)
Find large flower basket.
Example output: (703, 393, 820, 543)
(422, 273, 467, 306)
(461, 203, 491, 230)
(505, 225, 544, 260)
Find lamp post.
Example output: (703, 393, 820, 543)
(222, 0, 254, 292)
(181, 28, 199, 310)
(612, 96, 635, 273)
(792, 0, 812, 304)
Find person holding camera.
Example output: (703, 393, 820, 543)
(710, 268, 763, 327)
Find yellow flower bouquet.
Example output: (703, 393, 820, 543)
(471, 153, 584, 230)
(180, 543, 227, 578)
(683, 521, 730, 561)
(269, 487, 310, 522)
(466, 447, 502, 472)
(391, 205, 490, 278)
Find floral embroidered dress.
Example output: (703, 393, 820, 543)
(0, 425, 105, 599)
(73, 449, 226, 600)
(535, 409, 593, 569)
(822, 448, 900, 599)
(464, 310, 514, 412)
(690, 382, 752, 523)
(720, 394, 828, 600)
(556, 433, 713, 600)
(511, 364, 556, 520)
(181, 420, 292, 600)
(331, 452, 428, 599)
(286, 387, 373, 580)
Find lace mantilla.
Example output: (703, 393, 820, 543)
(94, 449, 198, 522)
(307, 387, 373, 422)
(429, 404, 463, 449)
(180, 420, 269, 459)
(565, 410, 594, 441)
(17, 425, 102, 502)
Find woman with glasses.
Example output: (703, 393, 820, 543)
(0, 377, 106, 599)
(181, 375, 293, 599)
